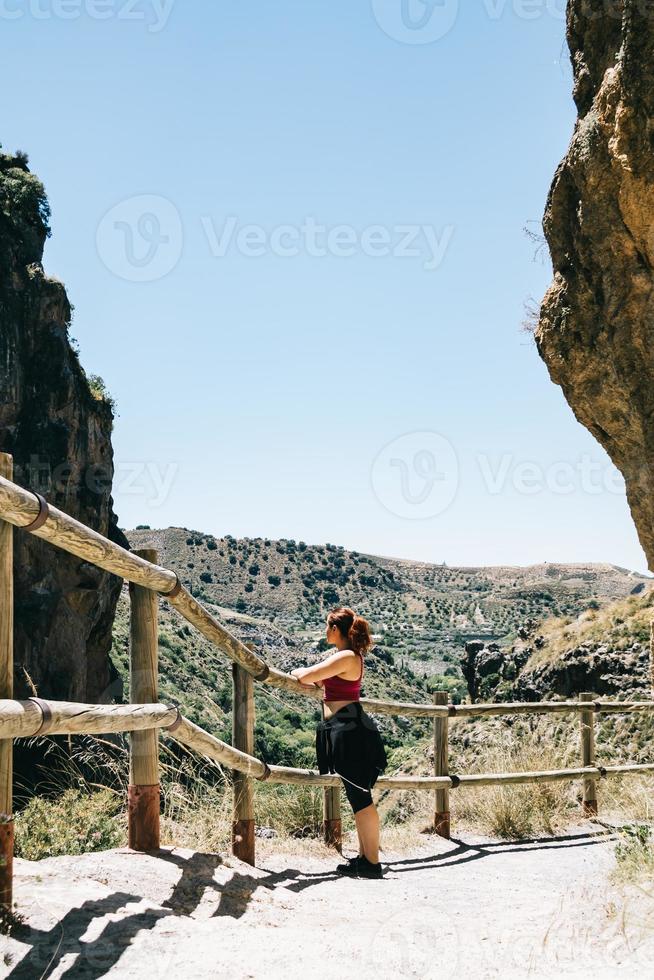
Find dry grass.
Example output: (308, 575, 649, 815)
(526, 590, 654, 670)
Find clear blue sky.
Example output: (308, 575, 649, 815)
(2, 2, 650, 574)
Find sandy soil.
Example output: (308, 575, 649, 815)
(2, 824, 653, 979)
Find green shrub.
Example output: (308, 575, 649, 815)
(15, 788, 124, 861)
(87, 373, 117, 413)
(614, 823, 654, 882)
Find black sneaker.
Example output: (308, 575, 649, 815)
(356, 856, 383, 879)
(335, 854, 363, 876)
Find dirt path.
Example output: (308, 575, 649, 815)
(2, 825, 653, 979)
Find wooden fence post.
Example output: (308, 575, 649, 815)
(128, 548, 160, 851)
(323, 785, 342, 851)
(0, 454, 13, 919)
(580, 691, 598, 817)
(433, 691, 450, 838)
(232, 662, 255, 865)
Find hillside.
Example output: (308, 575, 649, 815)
(125, 526, 649, 675)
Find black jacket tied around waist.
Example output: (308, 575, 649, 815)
(315, 701, 387, 791)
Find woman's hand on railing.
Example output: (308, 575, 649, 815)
(291, 668, 322, 689)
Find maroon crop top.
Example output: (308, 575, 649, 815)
(322, 652, 363, 701)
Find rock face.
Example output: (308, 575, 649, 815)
(460, 629, 649, 703)
(536, 3, 654, 572)
(0, 150, 127, 702)
(460, 638, 530, 702)
(514, 642, 650, 701)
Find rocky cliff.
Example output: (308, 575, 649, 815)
(460, 587, 654, 702)
(0, 148, 127, 702)
(536, 2, 654, 572)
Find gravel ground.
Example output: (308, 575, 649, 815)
(2, 824, 653, 979)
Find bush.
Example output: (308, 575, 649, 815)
(15, 788, 124, 861)
(200, 571, 213, 583)
(87, 374, 117, 413)
(614, 823, 654, 882)
(268, 575, 281, 587)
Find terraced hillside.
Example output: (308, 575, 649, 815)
(125, 526, 649, 673)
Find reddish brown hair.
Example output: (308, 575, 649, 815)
(327, 606, 373, 656)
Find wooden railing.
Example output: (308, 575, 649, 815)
(0, 451, 653, 917)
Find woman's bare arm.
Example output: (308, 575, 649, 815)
(290, 650, 357, 686)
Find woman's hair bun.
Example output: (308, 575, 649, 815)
(327, 606, 372, 655)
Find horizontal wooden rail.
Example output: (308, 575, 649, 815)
(170, 713, 270, 779)
(360, 698, 654, 719)
(263, 764, 654, 791)
(0, 698, 178, 739)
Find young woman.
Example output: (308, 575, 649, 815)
(290, 606, 387, 879)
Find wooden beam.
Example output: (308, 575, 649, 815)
(433, 691, 450, 838)
(232, 663, 255, 865)
(169, 714, 269, 779)
(323, 785, 342, 851)
(580, 691, 598, 817)
(128, 548, 160, 852)
(0, 454, 13, 918)
(0, 699, 177, 738)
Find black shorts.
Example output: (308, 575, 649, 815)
(315, 701, 388, 814)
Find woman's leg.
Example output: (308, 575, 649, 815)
(354, 802, 380, 864)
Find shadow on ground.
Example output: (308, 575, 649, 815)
(5, 830, 616, 978)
